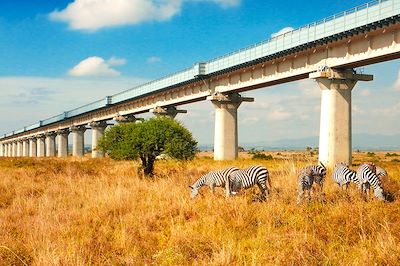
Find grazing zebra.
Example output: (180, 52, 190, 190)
(300, 163, 327, 197)
(297, 168, 314, 204)
(376, 166, 388, 180)
(189, 166, 239, 199)
(228, 165, 271, 200)
(332, 162, 359, 189)
(356, 162, 385, 201)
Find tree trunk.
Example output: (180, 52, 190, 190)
(141, 156, 155, 176)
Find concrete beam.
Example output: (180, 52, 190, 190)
(71, 125, 86, 157)
(57, 129, 69, 158)
(207, 92, 254, 161)
(150, 106, 187, 119)
(89, 121, 108, 158)
(312, 68, 373, 168)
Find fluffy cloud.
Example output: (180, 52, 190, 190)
(68, 56, 126, 77)
(50, 0, 240, 31)
(271, 27, 294, 38)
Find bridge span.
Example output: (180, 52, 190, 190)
(1, 0, 400, 167)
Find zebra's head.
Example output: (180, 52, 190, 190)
(364, 162, 376, 173)
(189, 185, 199, 199)
(374, 187, 385, 201)
(228, 175, 242, 194)
(335, 162, 349, 168)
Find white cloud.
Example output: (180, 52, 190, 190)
(68, 56, 126, 77)
(359, 89, 371, 97)
(271, 27, 294, 38)
(147, 56, 162, 64)
(267, 110, 292, 121)
(50, 0, 240, 31)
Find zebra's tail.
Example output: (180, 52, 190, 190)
(319, 161, 326, 170)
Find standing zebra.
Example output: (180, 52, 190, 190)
(332, 162, 359, 189)
(356, 162, 385, 201)
(297, 168, 314, 204)
(228, 165, 271, 201)
(189, 166, 239, 199)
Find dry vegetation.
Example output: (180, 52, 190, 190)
(1, 151, 400, 265)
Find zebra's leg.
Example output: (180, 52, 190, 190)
(210, 184, 216, 195)
(224, 179, 231, 198)
(257, 183, 267, 201)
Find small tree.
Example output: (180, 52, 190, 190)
(98, 117, 198, 176)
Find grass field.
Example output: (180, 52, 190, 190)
(0, 151, 400, 265)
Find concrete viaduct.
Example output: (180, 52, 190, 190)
(1, 0, 400, 167)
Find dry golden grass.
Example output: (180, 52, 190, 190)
(0, 151, 400, 265)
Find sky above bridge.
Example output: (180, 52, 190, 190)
(0, 0, 399, 147)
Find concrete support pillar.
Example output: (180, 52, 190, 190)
(0, 142, 3, 157)
(150, 106, 187, 119)
(90, 121, 107, 158)
(207, 92, 254, 160)
(22, 139, 29, 157)
(310, 69, 373, 168)
(17, 141, 23, 157)
(8, 143, 13, 157)
(37, 135, 46, 157)
(29, 138, 37, 157)
(57, 129, 69, 158)
(45, 132, 56, 157)
(12, 142, 17, 157)
(71, 125, 86, 157)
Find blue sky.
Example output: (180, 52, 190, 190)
(0, 0, 399, 146)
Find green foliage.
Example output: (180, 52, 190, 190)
(251, 151, 273, 160)
(367, 152, 376, 157)
(98, 117, 198, 176)
(385, 152, 399, 157)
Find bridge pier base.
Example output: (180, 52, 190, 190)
(150, 106, 187, 119)
(45, 133, 56, 157)
(22, 139, 29, 157)
(208, 92, 254, 161)
(90, 121, 107, 158)
(311, 69, 373, 168)
(57, 129, 69, 158)
(29, 138, 37, 157)
(71, 126, 86, 157)
(0, 142, 3, 157)
(17, 141, 23, 157)
(37, 136, 46, 157)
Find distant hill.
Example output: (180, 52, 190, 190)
(199, 133, 400, 151)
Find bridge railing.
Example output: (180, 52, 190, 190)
(205, 0, 399, 74)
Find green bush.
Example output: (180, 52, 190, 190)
(98, 117, 198, 176)
(251, 152, 273, 160)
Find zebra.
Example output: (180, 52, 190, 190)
(332, 162, 359, 189)
(300, 162, 327, 194)
(376, 166, 388, 180)
(297, 168, 314, 204)
(356, 162, 385, 201)
(228, 165, 271, 201)
(189, 166, 239, 199)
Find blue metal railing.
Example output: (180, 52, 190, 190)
(2, 0, 399, 139)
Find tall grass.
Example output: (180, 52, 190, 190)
(0, 152, 399, 265)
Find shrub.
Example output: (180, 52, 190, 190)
(251, 151, 273, 160)
(98, 117, 198, 176)
(367, 152, 375, 157)
(385, 153, 399, 157)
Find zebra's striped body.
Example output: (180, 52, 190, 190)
(300, 164, 327, 188)
(228, 165, 271, 200)
(189, 166, 239, 198)
(376, 166, 388, 180)
(332, 162, 359, 188)
(297, 168, 314, 204)
(356, 163, 385, 201)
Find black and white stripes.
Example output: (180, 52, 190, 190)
(356, 163, 385, 200)
(189, 166, 239, 198)
(332, 162, 359, 188)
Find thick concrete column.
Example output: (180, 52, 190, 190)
(0, 142, 3, 157)
(57, 129, 69, 158)
(29, 138, 37, 157)
(8, 143, 12, 157)
(207, 92, 254, 160)
(90, 121, 107, 158)
(12, 142, 17, 157)
(17, 141, 23, 157)
(150, 106, 187, 119)
(22, 139, 29, 157)
(310, 69, 373, 168)
(37, 135, 46, 157)
(71, 125, 86, 157)
(45, 132, 56, 157)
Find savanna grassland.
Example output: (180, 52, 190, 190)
(1, 151, 400, 265)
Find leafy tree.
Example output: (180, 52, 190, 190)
(98, 117, 198, 176)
